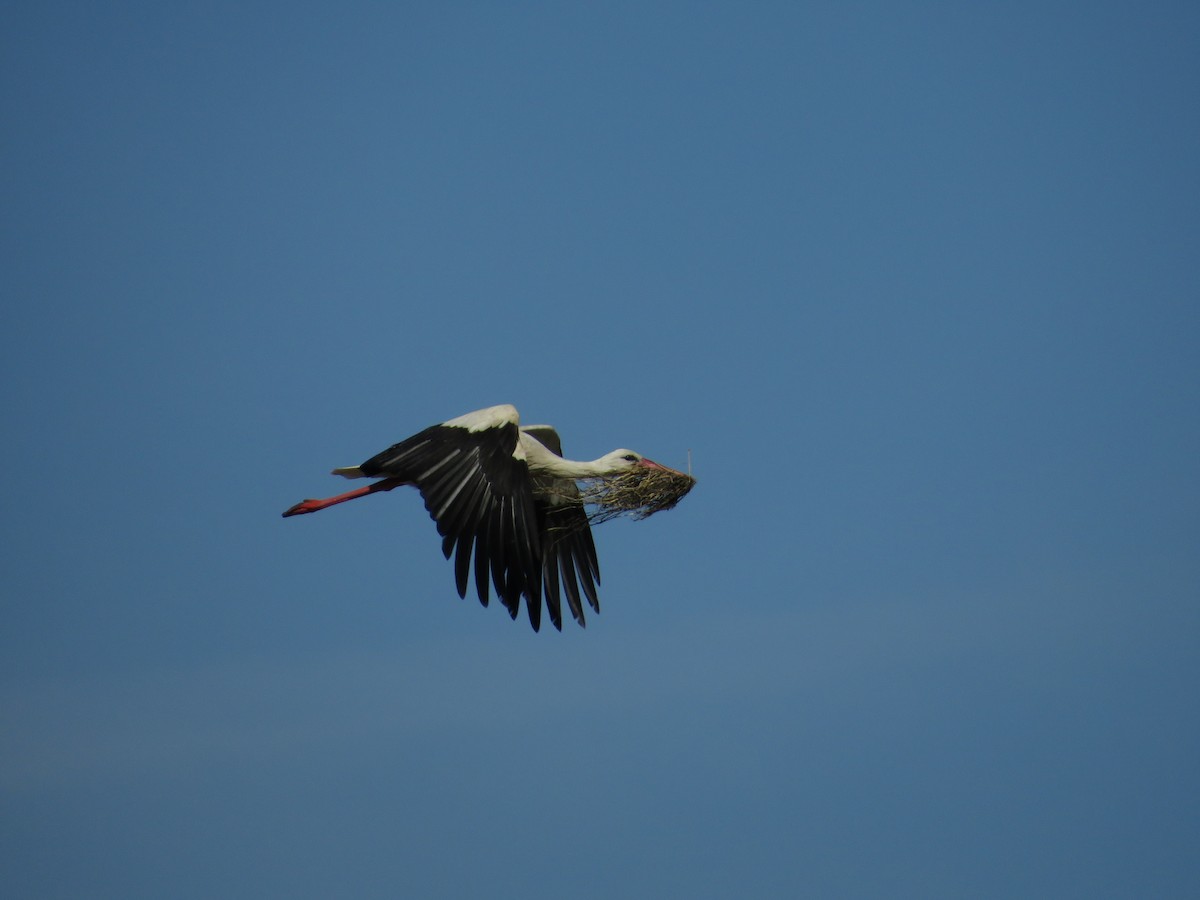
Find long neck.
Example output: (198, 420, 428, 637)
(520, 434, 612, 479)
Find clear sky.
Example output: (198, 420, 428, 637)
(3, 2, 1198, 897)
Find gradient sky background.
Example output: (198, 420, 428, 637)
(3, 2, 1198, 897)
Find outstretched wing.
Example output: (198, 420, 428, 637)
(521, 426, 601, 629)
(360, 409, 545, 628)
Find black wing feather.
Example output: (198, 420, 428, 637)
(524, 429, 604, 630)
(358, 421, 543, 623)
(356, 419, 607, 631)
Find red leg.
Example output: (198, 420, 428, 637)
(282, 477, 408, 517)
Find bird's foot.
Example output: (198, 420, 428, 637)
(282, 499, 322, 517)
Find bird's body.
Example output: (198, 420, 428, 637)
(283, 404, 690, 631)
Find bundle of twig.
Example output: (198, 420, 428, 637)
(579, 465, 697, 525)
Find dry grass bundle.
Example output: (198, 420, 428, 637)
(580, 465, 697, 525)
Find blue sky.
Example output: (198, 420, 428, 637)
(3, 2, 1198, 896)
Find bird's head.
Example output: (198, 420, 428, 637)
(598, 449, 673, 475)
(580, 450, 696, 522)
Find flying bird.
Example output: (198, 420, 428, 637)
(282, 404, 693, 631)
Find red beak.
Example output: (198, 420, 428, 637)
(638, 457, 684, 475)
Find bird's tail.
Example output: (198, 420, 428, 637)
(331, 466, 365, 478)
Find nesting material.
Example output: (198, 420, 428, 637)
(580, 465, 697, 525)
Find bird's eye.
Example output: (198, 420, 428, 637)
(622, 454, 638, 462)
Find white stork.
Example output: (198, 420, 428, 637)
(282, 404, 684, 631)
